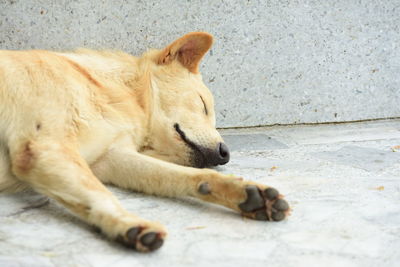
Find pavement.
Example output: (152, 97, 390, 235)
(0, 119, 399, 267)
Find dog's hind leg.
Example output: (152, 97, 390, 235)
(9, 139, 166, 252)
(0, 141, 29, 192)
(92, 148, 290, 222)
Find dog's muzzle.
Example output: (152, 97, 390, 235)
(174, 123, 230, 168)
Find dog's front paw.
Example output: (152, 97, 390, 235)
(116, 223, 166, 252)
(239, 185, 290, 221)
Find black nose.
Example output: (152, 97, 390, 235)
(217, 142, 230, 165)
(200, 142, 230, 167)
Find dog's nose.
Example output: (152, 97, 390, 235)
(201, 142, 230, 167)
(216, 142, 230, 165)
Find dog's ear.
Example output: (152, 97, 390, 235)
(157, 32, 213, 73)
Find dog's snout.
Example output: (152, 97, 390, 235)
(200, 142, 230, 167)
(203, 142, 230, 166)
(217, 142, 230, 165)
(174, 123, 230, 167)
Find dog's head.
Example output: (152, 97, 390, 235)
(140, 32, 230, 168)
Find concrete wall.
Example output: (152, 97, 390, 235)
(1, 0, 399, 128)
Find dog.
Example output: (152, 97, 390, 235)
(0, 32, 290, 252)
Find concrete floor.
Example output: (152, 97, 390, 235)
(0, 119, 399, 267)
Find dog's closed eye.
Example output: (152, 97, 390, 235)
(199, 95, 208, 115)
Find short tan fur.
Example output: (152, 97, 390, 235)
(0, 32, 289, 252)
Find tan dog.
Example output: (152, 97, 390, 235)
(0, 32, 289, 252)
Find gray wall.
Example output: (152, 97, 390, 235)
(1, 0, 399, 128)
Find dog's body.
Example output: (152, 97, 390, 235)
(0, 32, 289, 252)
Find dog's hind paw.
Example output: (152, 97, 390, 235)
(116, 224, 166, 252)
(239, 185, 290, 221)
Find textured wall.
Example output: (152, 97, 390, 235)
(1, 0, 399, 128)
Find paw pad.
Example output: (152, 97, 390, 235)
(140, 232, 164, 251)
(198, 182, 211, 195)
(238, 185, 264, 212)
(239, 185, 290, 222)
(117, 226, 164, 252)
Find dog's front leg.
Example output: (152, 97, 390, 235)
(93, 148, 290, 222)
(10, 140, 166, 252)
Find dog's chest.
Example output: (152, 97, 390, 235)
(77, 118, 143, 166)
(77, 120, 123, 165)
